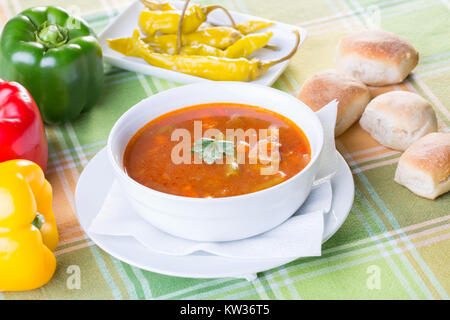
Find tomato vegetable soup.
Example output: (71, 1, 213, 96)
(124, 103, 311, 198)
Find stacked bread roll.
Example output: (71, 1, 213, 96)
(359, 91, 438, 151)
(394, 132, 449, 200)
(336, 30, 418, 86)
(297, 29, 449, 199)
(297, 70, 371, 137)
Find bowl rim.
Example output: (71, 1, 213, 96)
(107, 82, 324, 203)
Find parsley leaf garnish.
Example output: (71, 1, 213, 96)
(192, 137, 235, 164)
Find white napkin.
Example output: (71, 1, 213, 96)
(88, 179, 332, 259)
(314, 100, 339, 186)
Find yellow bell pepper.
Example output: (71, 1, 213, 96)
(0, 159, 58, 291)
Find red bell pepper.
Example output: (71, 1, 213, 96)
(0, 79, 48, 171)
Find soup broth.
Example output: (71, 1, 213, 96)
(124, 103, 311, 198)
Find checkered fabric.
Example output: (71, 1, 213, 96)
(0, 0, 449, 299)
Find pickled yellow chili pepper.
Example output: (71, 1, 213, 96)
(108, 35, 140, 57)
(140, 0, 176, 11)
(143, 34, 177, 54)
(138, 0, 235, 35)
(223, 32, 272, 58)
(180, 44, 223, 57)
(108, 29, 300, 81)
(144, 27, 242, 54)
(183, 27, 242, 48)
(234, 20, 274, 35)
(179, 32, 272, 58)
(175, 1, 267, 55)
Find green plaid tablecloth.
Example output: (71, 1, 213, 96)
(1, 0, 449, 300)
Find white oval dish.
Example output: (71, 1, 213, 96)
(98, 0, 307, 86)
(107, 82, 328, 241)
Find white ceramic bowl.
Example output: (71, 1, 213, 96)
(107, 82, 325, 241)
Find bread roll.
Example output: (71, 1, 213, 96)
(359, 91, 437, 150)
(395, 132, 450, 199)
(298, 70, 371, 136)
(336, 30, 419, 86)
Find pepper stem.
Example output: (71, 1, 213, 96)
(267, 30, 300, 66)
(176, 0, 191, 54)
(205, 5, 236, 27)
(176, 0, 236, 54)
(36, 22, 69, 49)
(32, 212, 45, 230)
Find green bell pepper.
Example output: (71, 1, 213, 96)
(0, 6, 104, 124)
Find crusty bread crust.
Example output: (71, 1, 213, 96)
(359, 91, 437, 150)
(395, 132, 450, 199)
(298, 70, 371, 136)
(336, 30, 419, 86)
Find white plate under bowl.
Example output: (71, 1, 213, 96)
(74, 148, 354, 279)
(98, 0, 307, 86)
